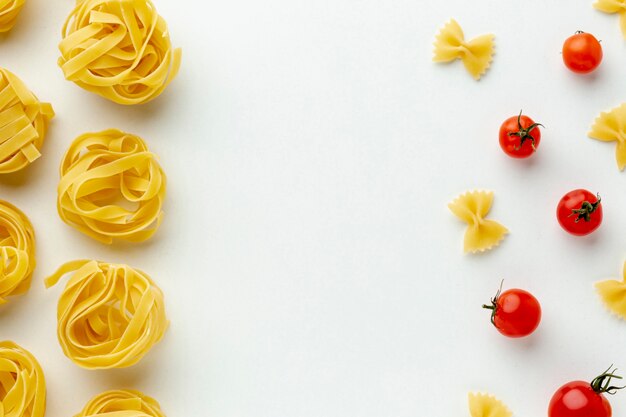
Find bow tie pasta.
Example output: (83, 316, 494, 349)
(45, 260, 168, 369)
(469, 393, 512, 417)
(449, 190, 508, 254)
(594, 0, 626, 38)
(588, 103, 626, 171)
(433, 19, 495, 80)
(596, 261, 626, 320)
(74, 390, 165, 417)
(58, 0, 182, 105)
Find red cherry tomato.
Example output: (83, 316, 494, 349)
(556, 189, 602, 236)
(562, 31, 603, 74)
(548, 367, 623, 417)
(499, 111, 543, 158)
(483, 283, 541, 338)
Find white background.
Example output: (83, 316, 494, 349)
(0, 0, 625, 416)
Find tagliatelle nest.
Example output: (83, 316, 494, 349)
(58, 0, 182, 105)
(75, 390, 166, 417)
(57, 129, 166, 244)
(0, 0, 25, 33)
(0, 341, 46, 417)
(45, 260, 168, 369)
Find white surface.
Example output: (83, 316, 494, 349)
(1, 0, 625, 416)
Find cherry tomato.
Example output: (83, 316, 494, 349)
(562, 31, 603, 74)
(548, 367, 623, 417)
(499, 111, 543, 158)
(482, 283, 541, 338)
(556, 189, 602, 236)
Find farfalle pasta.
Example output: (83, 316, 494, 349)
(0, 0, 25, 32)
(58, 0, 182, 105)
(448, 190, 508, 253)
(594, 0, 626, 38)
(433, 19, 495, 80)
(0, 341, 46, 417)
(0, 68, 54, 174)
(45, 260, 168, 369)
(0, 200, 35, 304)
(75, 390, 165, 417)
(468, 393, 512, 417)
(57, 129, 166, 244)
(596, 261, 626, 319)
(588, 103, 626, 171)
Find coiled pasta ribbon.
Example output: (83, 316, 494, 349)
(433, 19, 495, 80)
(0, 201, 35, 304)
(58, 0, 182, 105)
(57, 129, 166, 244)
(45, 260, 168, 369)
(594, 0, 626, 38)
(0, 68, 54, 174)
(0, 1, 25, 32)
(0, 341, 46, 417)
(448, 190, 508, 254)
(75, 390, 165, 417)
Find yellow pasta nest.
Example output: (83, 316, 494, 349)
(45, 260, 168, 369)
(0, 200, 35, 304)
(58, 0, 182, 105)
(596, 261, 626, 319)
(588, 103, 626, 171)
(0, 341, 46, 417)
(594, 0, 626, 38)
(0, 0, 25, 32)
(75, 390, 165, 417)
(468, 393, 512, 417)
(448, 190, 508, 254)
(433, 19, 495, 80)
(57, 129, 166, 244)
(0, 68, 54, 174)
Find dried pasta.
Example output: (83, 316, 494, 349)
(433, 19, 495, 80)
(58, 0, 182, 105)
(596, 261, 626, 320)
(594, 0, 626, 38)
(468, 393, 512, 417)
(0, 0, 25, 32)
(0, 341, 46, 417)
(75, 390, 165, 417)
(45, 260, 168, 369)
(0, 200, 35, 304)
(448, 190, 508, 254)
(588, 103, 626, 171)
(0, 68, 54, 174)
(57, 129, 166, 244)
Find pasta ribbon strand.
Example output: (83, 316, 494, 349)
(75, 390, 165, 417)
(449, 190, 508, 254)
(594, 0, 626, 38)
(588, 103, 626, 171)
(45, 260, 168, 369)
(469, 393, 512, 417)
(58, 0, 182, 105)
(0, 341, 46, 417)
(0, 0, 25, 32)
(0, 68, 54, 174)
(57, 129, 166, 244)
(596, 261, 626, 320)
(0, 201, 35, 304)
(433, 19, 495, 80)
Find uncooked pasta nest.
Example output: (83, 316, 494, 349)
(58, 0, 182, 105)
(0, 200, 35, 304)
(57, 129, 166, 244)
(0, 0, 25, 33)
(75, 390, 165, 417)
(45, 260, 168, 369)
(0, 68, 54, 174)
(0, 341, 46, 417)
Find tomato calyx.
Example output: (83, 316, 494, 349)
(507, 110, 543, 151)
(482, 280, 504, 326)
(590, 365, 626, 395)
(568, 193, 601, 223)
